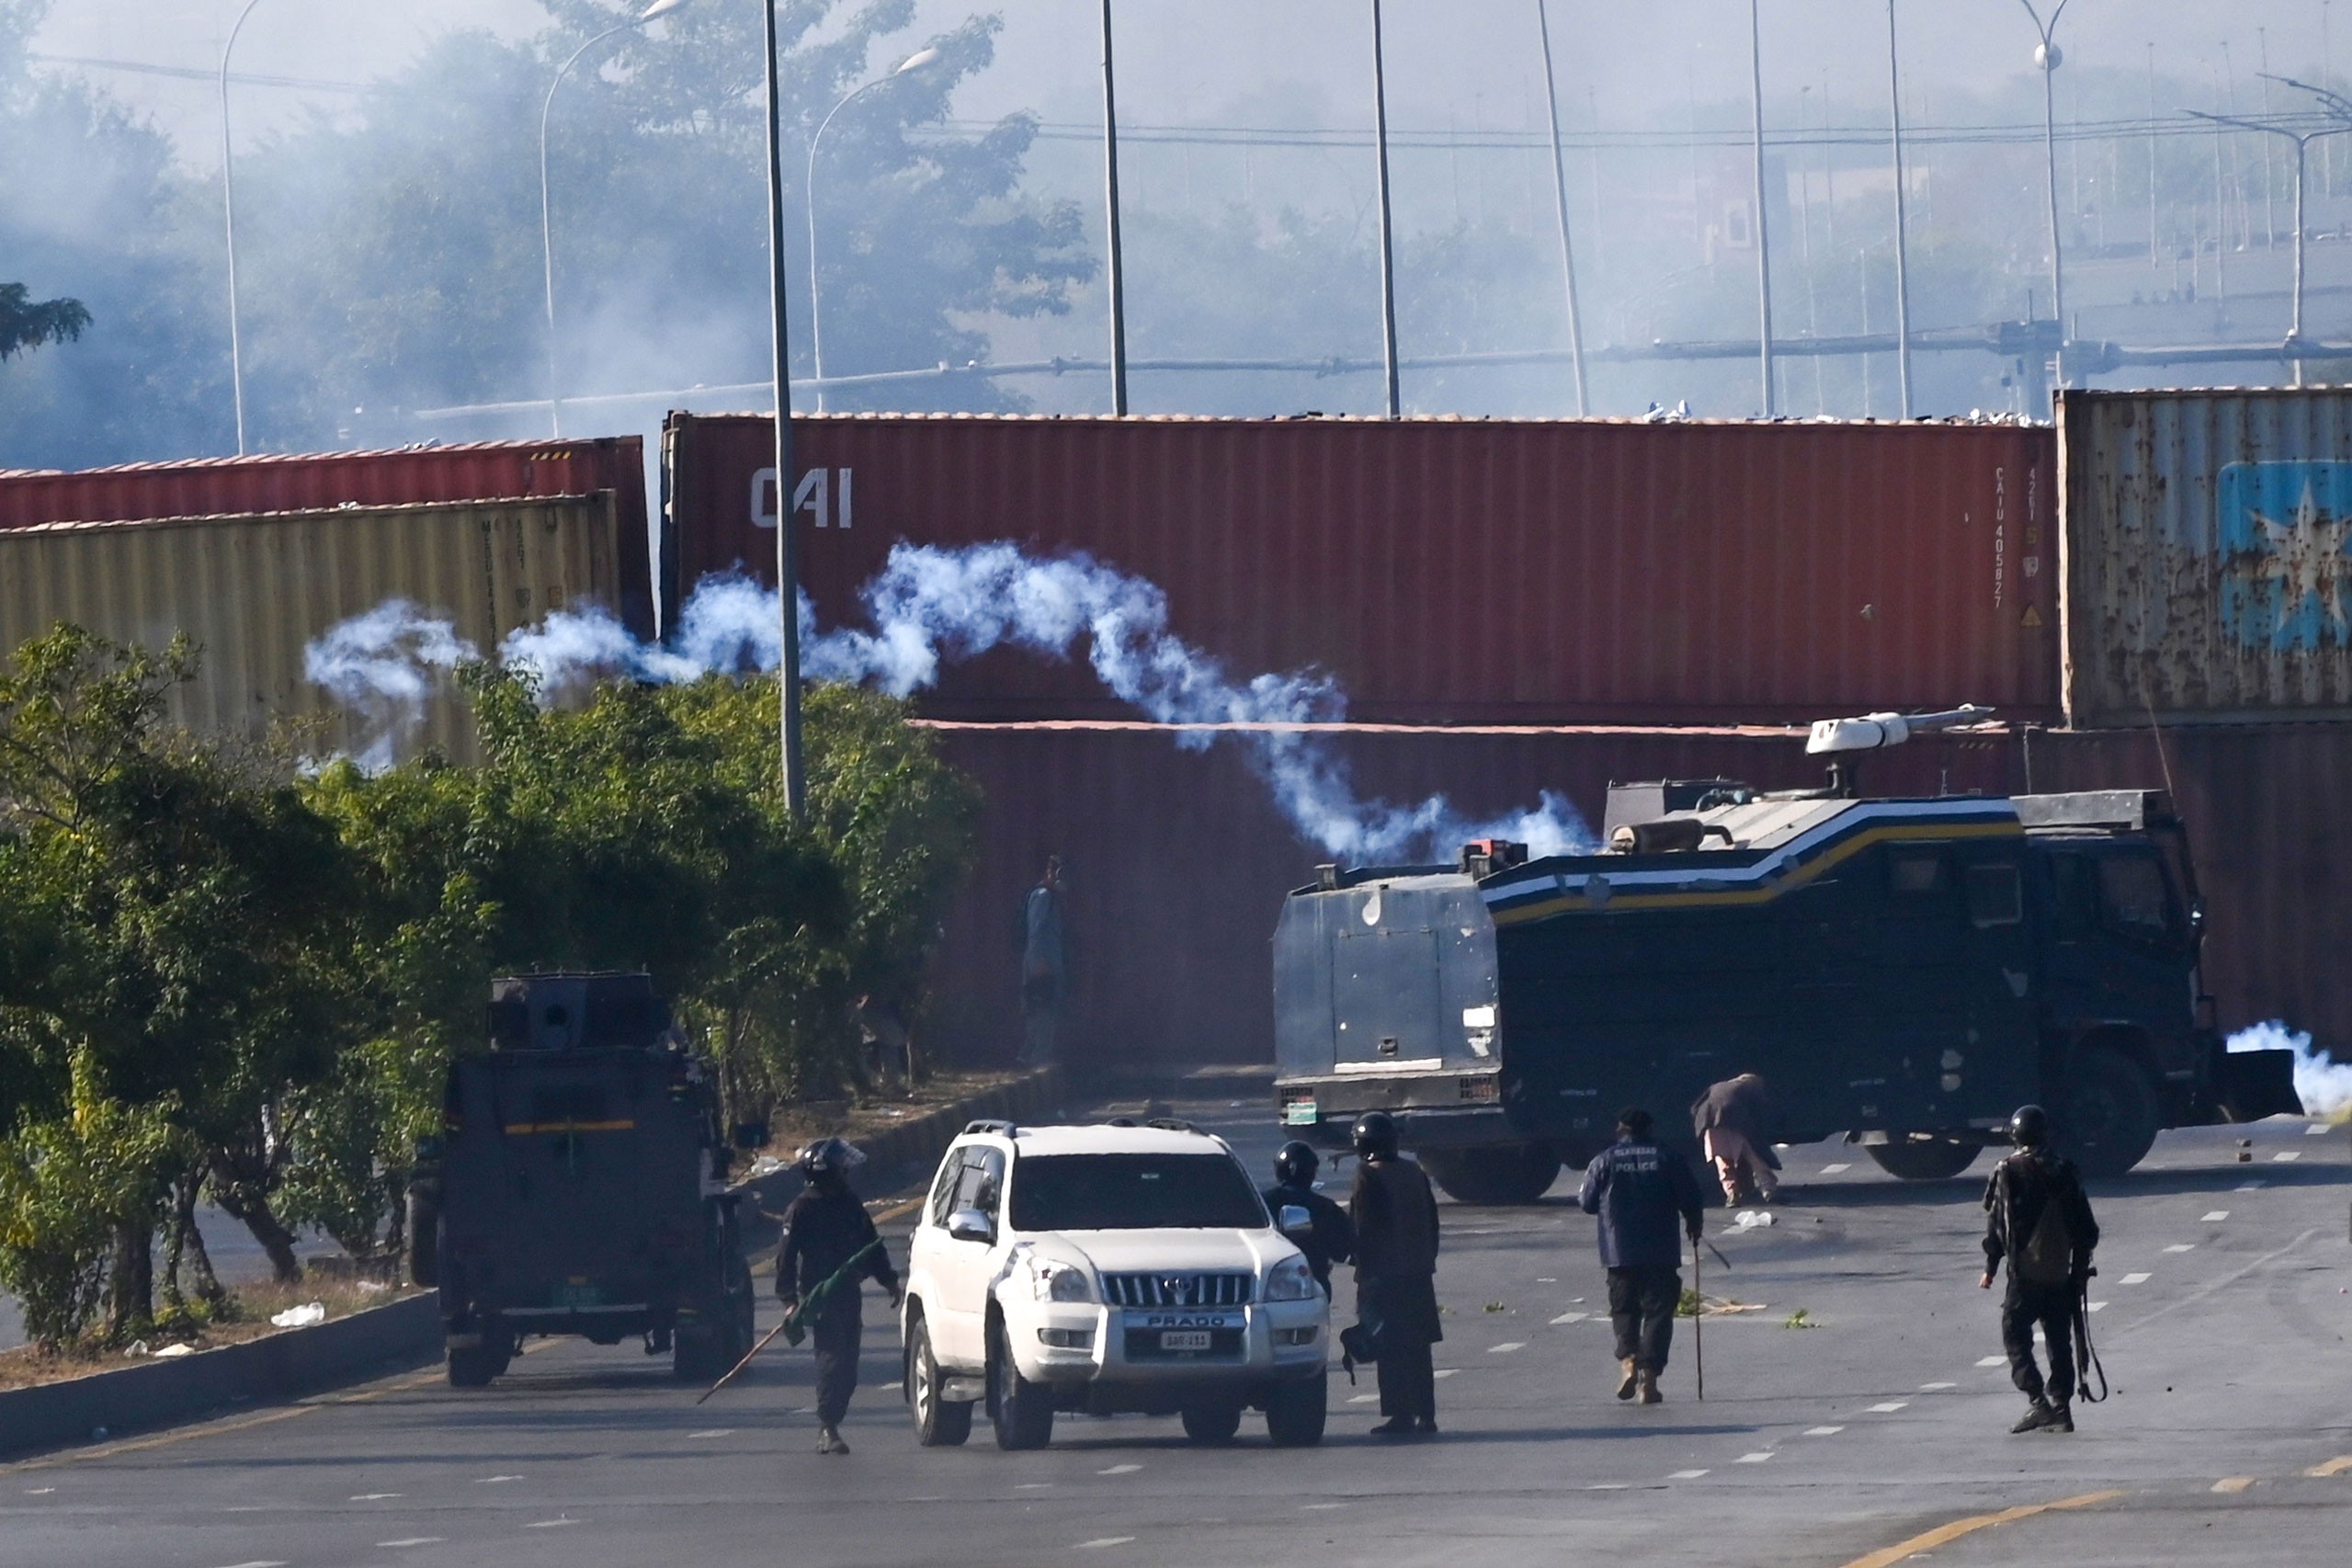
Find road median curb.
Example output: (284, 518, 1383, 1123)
(0, 1292, 439, 1463)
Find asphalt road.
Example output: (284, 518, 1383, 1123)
(6, 1098, 2348, 1568)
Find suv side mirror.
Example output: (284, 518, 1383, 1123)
(947, 1207, 996, 1245)
(1278, 1204, 1312, 1237)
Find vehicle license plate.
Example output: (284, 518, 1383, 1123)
(1282, 1102, 1319, 1126)
(1159, 1330, 1213, 1352)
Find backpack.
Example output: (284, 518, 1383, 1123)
(2009, 1162, 2075, 1286)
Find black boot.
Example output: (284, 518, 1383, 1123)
(2009, 1398, 2057, 1434)
(2039, 1400, 2074, 1434)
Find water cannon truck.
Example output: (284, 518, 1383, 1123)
(1272, 708, 2303, 1202)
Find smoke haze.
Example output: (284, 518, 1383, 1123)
(2227, 1020, 2352, 1120)
(309, 544, 1594, 864)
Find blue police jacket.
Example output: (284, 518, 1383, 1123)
(1577, 1136, 1707, 1270)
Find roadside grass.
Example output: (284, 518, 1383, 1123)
(0, 1278, 416, 1392)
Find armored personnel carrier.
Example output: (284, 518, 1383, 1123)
(1273, 710, 2302, 1202)
(408, 973, 756, 1385)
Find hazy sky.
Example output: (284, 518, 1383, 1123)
(33, 1, 2352, 177)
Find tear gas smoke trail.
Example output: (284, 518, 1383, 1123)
(2227, 1020, 2352, 1119)
(302, 598, 478, 772)
(305, 543, 1594, 863)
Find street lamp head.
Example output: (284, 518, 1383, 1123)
(2036, 40, 2062, 72)
(640, 0, 691, 19)
(895, 46, 944, 74)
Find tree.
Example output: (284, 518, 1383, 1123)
(0, 282, 89, 360)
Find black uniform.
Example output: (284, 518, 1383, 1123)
(1981, 1147, 2098, 1407)
(774, 1177, 900, 1426)
(1262, 1180, 1354, 1297)
(1577, 1135, 1707, 1375)
(1349, 1153, 1442, 1426)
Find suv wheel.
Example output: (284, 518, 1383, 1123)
(1179, 1403, 1244, 1444)
(447, 1327, 508, 1389)
(1265, 1370, 1328, 1447)
(989, 1321, 1055, 1450)
(906, 1315, 973, 1447)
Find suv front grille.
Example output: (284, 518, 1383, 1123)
(1100, 1271, 1254, 1308)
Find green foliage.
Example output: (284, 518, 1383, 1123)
(0, 281, 89, 360)
(0, 620, 978, 1348)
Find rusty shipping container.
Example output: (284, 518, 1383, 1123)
(0, 494, 622, 759)
(910, 719, 2347, 1080)
(665, 414, 2062, 726)
(2060, 387, 2352, 725)
(0, 437, 654, 637)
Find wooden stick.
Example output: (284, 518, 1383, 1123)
(696, 1315, 791, 1406)
(1692, 1233, 1706, 1402)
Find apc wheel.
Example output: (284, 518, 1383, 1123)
(1420, 1143, 1563, 1205)
(1180, 1403, 1244, 1444)
(2057, 1044, 2161, 1178)
(906, 1317, 973, 1448)
(1265, 1371, 1328, 1448)
(989, 1323, 1055, 1450)
(406, 1194, 440, 1288)
(1864, 1140, 1983, 1181)
(446, 1336, 505, 1389)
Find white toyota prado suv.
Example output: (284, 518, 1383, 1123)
(900, 1119, 1331, 1449)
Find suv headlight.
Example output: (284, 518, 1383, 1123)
(1265, 1255, 1318, 1302)
(1033, 1260, 1095, 1303)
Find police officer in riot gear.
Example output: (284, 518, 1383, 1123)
(1346, 1112, 1443, 1437)
(1980, 1104, 2099, 1434)
(775, 1138, 902, 1454)
(1264, 1142, 1353, 1297)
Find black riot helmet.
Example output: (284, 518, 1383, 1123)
(2007, 1105, 2051, 1149)
(799, 1137, 867, 1181)
(1351, 1112, 1399, 1159)
(1275, 1142, 1320, 1186)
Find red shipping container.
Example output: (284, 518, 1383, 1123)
(909, 719, 2342, 1080)
(665, 414, 2061, 726)
(0, 437, 654, 636)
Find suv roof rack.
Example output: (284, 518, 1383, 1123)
(962, 1118, 1018, 1137)
(1144, 1117, 1202, 1134)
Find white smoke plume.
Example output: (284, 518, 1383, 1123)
(2227, 1020, 2352, 1120)
(302, 599, 479, 771)
(304, 544, 1594, 863)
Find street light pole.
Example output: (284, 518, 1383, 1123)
(806, 47, 941, 413)
(1369, 0, 1401, 420)
(760, 0, 804, 821)
(2189, 87, 2352, 390)
(540, 3, 691, 439)
(1100, 0, 1130, 415)
(1885, 0, 1915, 417)
(1747, 0, 1776, 417)
(2021, 0, 2073, 393)
(1533, 0, 1587, 416)
(219, 0, 267, 457)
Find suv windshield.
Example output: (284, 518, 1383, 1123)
(1008, 1153, 1269, 1231)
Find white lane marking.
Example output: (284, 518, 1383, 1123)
(1919, 1381, 1956, 1391)
(216, 1562, 289, 1568)
(476, 1474, 522, 1484)
(1075, 1538, 1136, 1550)
(349, 1493, 403, 1501)
(1821, 1163, 1852, 1174)
(526, 1519, 578, 1528)
(1803, 1426, 1845, 1437)
(26, 1487, 56, 1495)
(2213, 1476, 2255, 1493)
(1551, 1312, 1588, 1324)
(1976, 1354, 2007, 1367)
(2307, 1122, 2332, 1136)
(1301, 1502, 1346, 1511)
(2087, 1301, 2108, 1312)
(1489, 1342, 1526, 1354)
(2202, 1211, 2231, 1222)
(1669, 1469, 1710, 1479)
(2274, 1151, 2302, 1163)
(2237, 1179, 2268, 1190)
(1017, 1483, 1056, 1490)
(378, 1540, 444, 1550)
(686, 1428, 733, 1438)
(1867, 1402, 1909, 1414)
(2164, 1244, 2196, 1254)
(2120, 1272, 2153, 1285)
(1433, 1369, 1458, 1379)
(1097, 1463, 1142, 1476)
(1587, 1483, 1629, 1491)
(1735, 1452, 1773, 1463)
(1537, 1277, 1558, 1283)
(1346, 1393, 1379, 1404)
